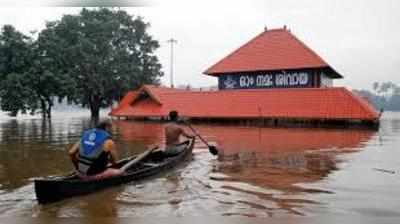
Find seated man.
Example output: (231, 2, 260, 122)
(164, 111, 195, 156)
(68, 120, 122, 180)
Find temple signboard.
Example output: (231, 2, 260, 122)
(218, 71, 313, 90)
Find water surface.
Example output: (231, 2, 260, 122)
(0, 111, 399, 220)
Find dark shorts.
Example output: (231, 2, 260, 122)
(164, 144, 186, 156)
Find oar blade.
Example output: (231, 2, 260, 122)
(208, 145, 218, 155)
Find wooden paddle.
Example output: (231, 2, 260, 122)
(120, 146, 159, 172)
(184, 121, 218, 155)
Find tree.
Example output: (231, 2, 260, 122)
(356, 82, 400, 112)
(40, 8, 163, 119)
(0, 25, 32, 77)
(386, 82, 400, 111)
(372, 82, 379, 92)
(0, 25, 34, 116)
(0, 25, 72, 118)
(26, 34, 75, 118)
(0, 73, 35, 116)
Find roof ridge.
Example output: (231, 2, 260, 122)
(203, 28, 343, 78)
(287, 31, 342, 78)
(203, 30, 267, 74)
(265, 28, 286, 32)
(110, 91, 137, 114)
(286, 31, 329, 66)
(133, 85, 163, 105)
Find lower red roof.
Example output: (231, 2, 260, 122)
(110, 85, 379, 121)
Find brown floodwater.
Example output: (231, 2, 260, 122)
(0, 111, 400, 220)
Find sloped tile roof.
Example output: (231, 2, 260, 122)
(204, 28, 342, 78)
(110, 91, 137, 115)
(110, 85, 378, 121)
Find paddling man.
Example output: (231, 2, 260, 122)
(68, 120, 122, 179)
(164, 111, 195, 156)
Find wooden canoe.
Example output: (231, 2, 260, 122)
(34, 138, 195, 204)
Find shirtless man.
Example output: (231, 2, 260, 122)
(164, 111, 194, 156)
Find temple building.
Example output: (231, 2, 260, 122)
(110, 27, 380, 128)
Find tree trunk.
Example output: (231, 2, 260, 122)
(40, 98, 46, 119)
(10, 110, 18, 117)
(87, 93, 102, 125)
(47, 104, 52, 119)
(89, 95, 100, 120)
(46, 97, 52, 119)
(91, 105, 100, 120)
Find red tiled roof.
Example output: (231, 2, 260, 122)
(110, 85, 378, 121)
(110, 91, 137, 115)
(110, 85, 187, 114)
(204, 28, 342, 78)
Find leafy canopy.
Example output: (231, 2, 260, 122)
(40, 8, 163, 117)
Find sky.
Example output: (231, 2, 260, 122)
(0, 0, 399, 90)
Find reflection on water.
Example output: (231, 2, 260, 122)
(0, 112, 400, 219)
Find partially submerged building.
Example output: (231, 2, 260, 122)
(110, 27, 379, 128)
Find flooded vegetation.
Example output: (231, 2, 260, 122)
(0, 112, 399, 219)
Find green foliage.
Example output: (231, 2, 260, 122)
(0, 8, 163, 118)
(0, 25, 32, 77)
(28, 36, 77, 117)
(0, 25, 35, 116)
(39, 8, 163, 118)
(0, 24, 71, 118)
(0, 73, 35, 116)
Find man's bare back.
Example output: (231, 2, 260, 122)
(164, 111, 194, 151)
(165, 122, 193, 146)
(165, 122, 183, 146)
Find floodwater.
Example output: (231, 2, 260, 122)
(0, 111, 400, 221)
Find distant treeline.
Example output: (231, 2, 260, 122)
(353, 82, 400, 111)
(0, 8, 163, 119)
